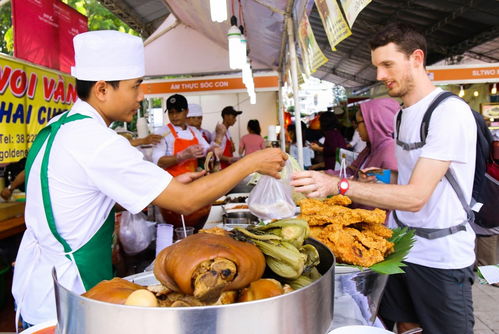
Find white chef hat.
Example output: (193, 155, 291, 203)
(187, 104, 203, 117)
(71, 30, 144, 81)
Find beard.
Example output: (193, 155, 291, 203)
(387, 71, 414, 98)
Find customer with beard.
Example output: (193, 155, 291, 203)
(292, 23, 476, 334)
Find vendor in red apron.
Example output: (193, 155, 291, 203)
(151, 95, 210, 176)
(214, 106, 242, 169)
(12, 30, 287, 329)
(187, 103, 212, 143)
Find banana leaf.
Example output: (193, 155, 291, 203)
(369, 227, 415, 275)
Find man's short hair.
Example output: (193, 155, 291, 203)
(75, 79, 120, 100)
(369, 22, 427, 66)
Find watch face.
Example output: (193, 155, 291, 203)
(339, 179, 349, 194)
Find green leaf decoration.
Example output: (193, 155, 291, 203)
(369, 227, 416, 275)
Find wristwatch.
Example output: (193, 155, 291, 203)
(338, 178, 349, 195)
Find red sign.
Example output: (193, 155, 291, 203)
(55, 1, 88, 73)
(12, 0, 87, 73)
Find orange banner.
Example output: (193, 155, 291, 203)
(142, 75, 278, 95)
(427, 64, 499, 84)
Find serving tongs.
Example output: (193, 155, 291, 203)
(204, 151, 221, 173)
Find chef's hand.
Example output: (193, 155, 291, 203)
(290, 170, 338, 198)
(1, 187, 12, 201)
(175, 170, 207, 184)
(244, 148, 287, 179)
(176, 145, 205, 161)
(142, 134, 163, 145)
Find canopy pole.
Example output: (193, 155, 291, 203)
(287, 16, 304, 168)
(278, 75, 286, 151)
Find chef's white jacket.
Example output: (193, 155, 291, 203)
(12, 99, 172, 325)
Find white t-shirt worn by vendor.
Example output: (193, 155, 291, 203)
(12, 99, 172, 325)
(388, 88, 477, 269)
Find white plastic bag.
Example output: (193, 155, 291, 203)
(248, 162, 296, 220)
(119, 211, 156, 255)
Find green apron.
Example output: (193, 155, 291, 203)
(25, 111, 114, 290)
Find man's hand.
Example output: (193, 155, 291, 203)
(176, 145, 205, 161)
(310, 142, 323, 152)
(242, 148, 287, 178)
(358, 168, 378, 183)
(290, 170, 338, 198)
(142, 134, 162, 145)
(175, 170, 207, 184)
(1, 187, 12, 201)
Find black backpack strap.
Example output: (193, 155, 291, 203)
(445, 169, 475, 223)
(393, 210, 467, 240)
(395, 110, 426, 150)
(420, 91, 455, 142)
(395, 91, 455, 151)
(393, 91, 472, 239)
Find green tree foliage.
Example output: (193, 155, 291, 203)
(0, 3, 13, 54)
(0, 0, 139, 55)
(61, 0, 138, 36)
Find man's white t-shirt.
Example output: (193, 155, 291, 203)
(151, 125, 210, 165)
(12, 100, 172, 324)
(388, 88, 476, 269)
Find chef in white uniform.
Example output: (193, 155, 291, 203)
(12, 30, 286, 329)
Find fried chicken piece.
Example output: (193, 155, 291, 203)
(299, 214, 333, 226)
(343, 227, 394, 257)
(360, 222, 393, 239)
(324, 229, 385, 267)
(309, 226, 325, 239)
(323, 194, 352, 207)
(298, 198, 327, 215)
(353, 208, 386, 224)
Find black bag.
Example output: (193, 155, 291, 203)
(398, 92, 497, 230)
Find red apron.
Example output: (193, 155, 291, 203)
(166, 123, 199, 176)
(221, 133, 234, 169)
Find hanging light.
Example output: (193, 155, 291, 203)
(492, 83, 497, 95)
(239, 25, 247, 65)
(459, 85, 465, 97)
(242, 58, 252, 86)
(227, 16, 243, 69)
(249, 92, 256, 104)
(473, 90, 479, 97)
(210, 0, 227, 22)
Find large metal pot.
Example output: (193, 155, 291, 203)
(53, 238, 335, 334)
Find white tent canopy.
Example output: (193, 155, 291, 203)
(144, 14, 268, 77)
